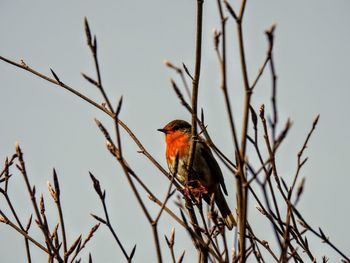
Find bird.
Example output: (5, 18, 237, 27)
(158, 119, 236, 229)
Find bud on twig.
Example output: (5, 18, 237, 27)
(89, 172, 104, 200)
(82, 73, 99, 87)
(84, 17, 92, 48)
(20, 59, 28, 68)
(169, 227, 175, 247)
(213, 28, 221, 50)
(84, 223, 100, 245)
(182, 63, 193, 80)
(164, 60, 181, 73)
(224, 0, 238, 21)
(25, 214, 33, 231)
(50, 68, 61, 83)
(164, 60, 174, 69)
(53, 169, 60, 198)
(90, 213, 107, 224)
(259, 104, 265, 120)
(39, 193, 45, 214)
(65, 235, 82, 257)
(265, 24, 276, 46)
(106, 142, 117, 157)
(256, 205, 266, 216)
(130, 244, 137, 260)
(178, 251, 185, 263)
(319, 227, 328, 242)
(47, 181, 58, 202)
(15, 142, 22, 159)
(93, 35, 97, 53)
(250, 105, 258, 130)
(313, 114, 320, 128)
(94, 118, 114, 144)
(297, 177, 305, 198)
(261, 240, 269, 247)
(116, 96, 123, 117)
(51, 223, 59, 239)
(0, 215, 6, 223)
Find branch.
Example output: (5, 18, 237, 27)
(0, 55, 113, 118)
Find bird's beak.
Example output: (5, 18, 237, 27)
(157, 128, 166, 133)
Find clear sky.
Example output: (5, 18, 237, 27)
(1, 0, 350, 262)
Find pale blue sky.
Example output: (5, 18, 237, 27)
(1, 0, 350, 262)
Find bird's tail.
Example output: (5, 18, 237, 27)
(214, 189, 237, 230)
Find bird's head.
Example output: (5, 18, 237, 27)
(157, 119, 191, 135)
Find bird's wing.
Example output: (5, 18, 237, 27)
(199, 141, 228, 196)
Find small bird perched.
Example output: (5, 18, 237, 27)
(158, 119, 236, 229)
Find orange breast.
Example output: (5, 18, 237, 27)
(165, 130, 190, 166)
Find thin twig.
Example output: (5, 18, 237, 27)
(15, 143, 61, 261)
(164, 60, 191, 100)
(0, 55, 113, 118)
(84, 17, 114, 113)
(292, 205, 350, 262)
(185, 1, 207, 262)
(234, 0, 250, 261)
(0, 188, 32, 262)
(0, 211, 49, 253)
(89, 172, 130, 261)
(112, 106, 163, 262)
(51, 169, 68, 255)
